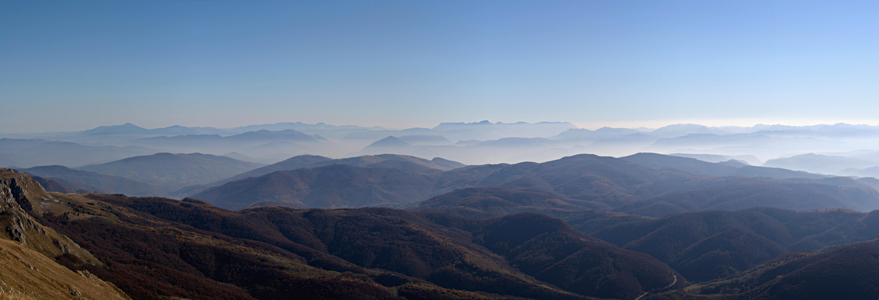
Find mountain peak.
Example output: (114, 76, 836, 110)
(81, 123, 149, 135)
(366, 136, 411, 148)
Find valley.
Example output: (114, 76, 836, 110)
(1, 139, 878, 299)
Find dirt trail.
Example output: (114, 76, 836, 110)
(634, 274, 677, 300)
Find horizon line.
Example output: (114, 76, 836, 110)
(3, 119, 879, 135)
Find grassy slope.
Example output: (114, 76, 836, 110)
(0, 239, 130, 300)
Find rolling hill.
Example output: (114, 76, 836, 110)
(196, 153, 879, 215)
(612, 176, 879, 217)
(622, 153, 825, 179)
(6, 168, 879, 300)
(18, 165, 169, 196)
(841, 166, 879, 178)
(0, 138, 153, 168)
(217, 154, 465, 185)
(410, 186, 612, 217)
(359, 136, 415, 154)
(764, 153, 878, 175)
(79, 153, 263, 191)
(653, 242, 879, 300)
(193, 164, 443, 210)
(194, 153, 703, 210)
(35, 188, 682, 300)
(592, 207, 879, 282)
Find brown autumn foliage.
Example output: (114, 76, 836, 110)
(36, 192, 688, 300)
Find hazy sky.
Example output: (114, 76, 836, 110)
(1, 0, 877, 133)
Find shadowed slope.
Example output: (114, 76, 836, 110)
(593, 207, 879, 282)
(412, 187, 612, 216)
(57, 193, 682, 300)
(655, 242, 879, 300)
(469, 213, 683, 300)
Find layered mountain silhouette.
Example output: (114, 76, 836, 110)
(764, 153, 879, 175)
(217, 154, 465, 186)
(194, 164, 442, 209)
(622, 153, 825, 179)
(0, 138, 154, 168)
(19, 165, 168, 196)
(359, 136, 414, 154)
(196, 153, 879, 215)
(842, 166, 879, 178)
(670, 153, 762, 165)
(554, 127, 642, 140)
(78, 153, 263, 191)
(138, 129, 326, 144)
(397, 134, 451, 145)
(80, 122, 226, 136)
(194, 153, 701, 210)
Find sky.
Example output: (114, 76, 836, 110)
(1, 0, 877, 133)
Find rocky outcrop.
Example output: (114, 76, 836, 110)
(0, 168, 99, 264)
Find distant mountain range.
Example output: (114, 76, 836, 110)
(138, 129, 326, 144)
(622, 153, 825, 179)
(360, 136, 413, 153)
(19, 165, 169, 196)
(3, 121, 879, 168)
(78, 152, 263, 191)
(670, 153, 762, 165)
(18, 147, 879, 217)
(194, 164, 443, 210)
(217, 153, 465, 185)
(190, 153, 879, 216)
(841, 166, 879, 178)
(0, 138, 154, 168)
(765, 153, 879, 174)
(17, 153, 263, 197)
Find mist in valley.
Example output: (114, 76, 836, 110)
(5, 121, 878, 172)
(2, 1, 878, 299)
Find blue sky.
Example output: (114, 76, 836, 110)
(1, 0, 877, 133)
